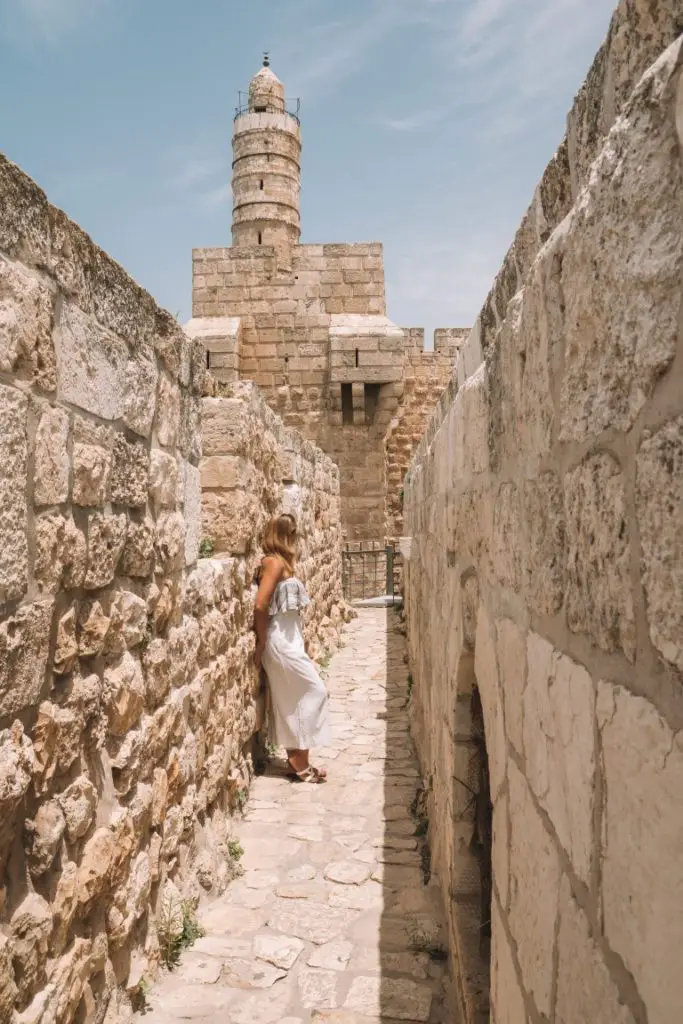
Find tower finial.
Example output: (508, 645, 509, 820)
(263, 51, 270, 67)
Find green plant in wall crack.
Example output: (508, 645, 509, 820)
(199, 537, 215, 558)
(157, 897, 205, 969)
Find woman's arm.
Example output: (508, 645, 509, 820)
(252, 556, 283, 669)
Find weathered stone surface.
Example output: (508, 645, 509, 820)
(299, 968, 338, 1010)
(77, 598, 111, 657)
(307, 941, 352, 972)
(72, 442, 111, 506)
(149, 449, 178, 508)
(345, 975, 432, 1021)
(0, 933, 18, 1021)
(636, 416, 683, 671)
(524, 633, 595, 884)
(33, 406, 70, 506)
(10, 893, 53, 1007)
(124, 354, 158, 437)
(253, 932, 304, 970)
(77, 827, 115, 909)
(103, 652, 145, 735)
(183, 461, 202, 566)
(0, 600, 53, 717)
(524, 471, 565, 616)
(598, 681, 683, 1024)
(559, 35, 683, 442)
(156, 373, 181, 447)
(32, 702, 82, 790)
(155, 512, 185, 573)
(0, 723, 34, 851)
(55, 303, 127, 419)
(53, 606, 78, 675)
(34, 513, 87, 593)
(495, 618, 526, 756)
(109, 435, 149, 507)
(24, 799, 65, 876)
(267, 901, 355, 945)
(556, 877, 635, 1024)
(121, 517, 155, 577)
(507, 761, 560, 1016)
(0, 383, 28, 601)
(85, 513, 127, 589)
(564, 453, 635, 661)
(324, 861, 371, 886)
(491, 899, 527, 1024)
(0, 255, 55, 390)
(58, 776, 98, 841)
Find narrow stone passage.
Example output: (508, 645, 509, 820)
(137, 609, 451, 1023)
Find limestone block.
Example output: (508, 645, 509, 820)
(490, 899, 527, 1024)
(0, 933, 17, 1022)
(183, 460, 202, 566)
(0, 600, 53, 717)
(58, 776, 98, 841)
(24, 799, 65, 876)
(143, 639, 171, 708)
(33, 406, 70, 506)
(123, 354, 158, 437)
(109, 435, 149, 507)
(55, 303, 127, 419)
(34, 513, 86, 593)
(0, 254, 56, 391)
(492, 482, 524, 593)
(48, 936, 92, 1024)
(507, 761, 561, 1016)
(0, 383, 28, 601)
(77, 827, 115, 909)
(559, 39, 683, 442)
(524, 471, 565, 616)
(524, 633, 595, 884)
(114, 590, 148, 649)
(156, 373, 181, 448)
(202, 490, 258, 555)
(492, 789, 509, 911)
(77, 599, 111, 657)
(85, 513, 127, 589)
(495, 618, 526, 756)
(32, 702, 82, 790)
(106, 851, 151, 948)
(636, 416, 683, 671)
(555, 876, 635, 1024)
(202, 397, 254, 457)
(10, 892, 53, 1007)
(121, 517, 156, 578)
(53, 606, 79, 675)
(149, 449, 178, 508)
(564, 453, 635, 660)
(103, 652, 146, 735)
(473, 602, 506, 801)
(73, 442, 111, 506)
(598, 681, 683, 1024)
(155, 511, 186, 573)
(50, 861, 79, 956)
(200, 454, 253, 490)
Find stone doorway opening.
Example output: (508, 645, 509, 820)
(451, 585, 493, 1021)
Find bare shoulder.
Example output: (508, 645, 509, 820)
(260, 555, 284, 581)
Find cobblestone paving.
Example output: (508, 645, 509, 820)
(138, 609, 451, 1023)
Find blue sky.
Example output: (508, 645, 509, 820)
(0, 0, 616, 340)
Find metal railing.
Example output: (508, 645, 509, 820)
(234, 92, 301, 123)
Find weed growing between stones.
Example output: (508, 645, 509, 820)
(157, 897, 205, 969)
(198, 536, 215, 558)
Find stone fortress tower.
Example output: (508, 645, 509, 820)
(187, 57, 468, 542)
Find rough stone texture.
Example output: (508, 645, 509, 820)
(636, 416, 683, 672)
(402, 10, 683, 1024)
(0, 152, 346, 1024)
(134, 611, 451, 1024)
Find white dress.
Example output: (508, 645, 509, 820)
(262, 577, 330, 749)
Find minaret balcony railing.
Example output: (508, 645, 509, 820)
(234, 92, 301, 123)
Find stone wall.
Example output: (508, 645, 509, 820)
(384, 328, 467, 544)
(0, 154, 346, 1024)
(402, 5, 683, 1023)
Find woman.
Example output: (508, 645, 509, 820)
(253, 514, 329, 783)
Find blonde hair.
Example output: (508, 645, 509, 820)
(262, 514, 297, 576)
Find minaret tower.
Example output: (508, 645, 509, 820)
(231, 54, 301, 264)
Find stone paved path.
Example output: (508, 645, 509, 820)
(138, 609, 451, 1023)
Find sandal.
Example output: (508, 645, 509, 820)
(290, 765, 326, 784)
(287, 759, 327, 781)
